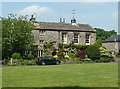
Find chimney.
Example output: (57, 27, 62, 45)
(63, 18, 65, 23)
(59, 18, 65, 23)
(60, 18, 62, 22)
(71, 18, 76, 24)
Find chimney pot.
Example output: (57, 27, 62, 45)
(63, 18, 65, 23)
(60, 18, 62, 22)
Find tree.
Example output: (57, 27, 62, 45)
(94, 28, 117, 41)
(2, 14, 35, 59)
(94, 28, 117, 49)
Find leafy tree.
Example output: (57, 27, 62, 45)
(2, 14, 35, 59)
(94, 28, 117, 41)
(94, 28, 117, 48)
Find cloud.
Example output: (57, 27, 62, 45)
(14, 5, 53, 18)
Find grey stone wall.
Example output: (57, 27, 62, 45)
(102, 42, 120, 53)
(90, 33, 96, 45)
(32, 30, 96, 49)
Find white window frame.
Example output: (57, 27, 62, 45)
(74, 33, 79, 44)
(85, 34, 90, 45)
(39, 40, 44, 46)
(62, 33, 67, 44)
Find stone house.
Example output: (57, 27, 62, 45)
(31, 16, 96, 57)
(102, 35, 120, 54)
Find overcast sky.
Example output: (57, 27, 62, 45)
(1, 0, 119, 32)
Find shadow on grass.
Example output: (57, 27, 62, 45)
(1, 86, 119, 89)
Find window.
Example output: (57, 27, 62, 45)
(53, 41, 57, 49)
(40, 31, 45, 36)
(39, 40, 44, 45)
(74, 33, 79, 44)
(37, 50, 43, 57)
(85, 34, 90, 44)
(62, 33, 67, 44)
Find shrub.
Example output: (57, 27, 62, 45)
(64, 55, 69, 59)
(21, 59, 36, 65)
(27, 53, 34, 60)
(52, 51, 57, 56)
(12, 53, 22, 59)
(100, 56, 112, 62)
(57, 50, 64, 59)
(7, 59, 22, 66)
(75, 50, 86, 59)
(85, 45, 101, 61)
(53, 55, 58, 59)
(99, 47, 114, 62)
(68, 53, 76, 60)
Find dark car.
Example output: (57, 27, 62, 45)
(36, 56, 61, 65)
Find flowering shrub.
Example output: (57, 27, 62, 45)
(53, 55, 58, 59)
(64, 55, 69, 59)
(99, 47, 114, 62)
(75, 50, 86, 59)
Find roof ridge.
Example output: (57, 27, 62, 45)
(37, 21, 90, 25)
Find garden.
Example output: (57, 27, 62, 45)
(2, 41, 118, 66)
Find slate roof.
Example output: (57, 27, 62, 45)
(104, 35, 120, 42)
(35, 22, 96, 32)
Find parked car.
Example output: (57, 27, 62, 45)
(36, 56, 61, 65)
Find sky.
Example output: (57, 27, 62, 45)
(1, 0, 119, 32)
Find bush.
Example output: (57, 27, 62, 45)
(57, 50, 64, 59)
(64, 55, 69, 59)
(12, 53, 22, 59)
(27, 53, 34, 60)
(75, 50, 86, 59)
(100, 57, 112, 63)
(53, 55, 58, 59)
(99, 47, 114, 62)
(85, 45, 101, 61)
(24, 60, 36, 65)
(52, 51, 57, 56)
(64, 44, 88, 51)
(7, 59, 22, 66)
(68, 53, 77, 61)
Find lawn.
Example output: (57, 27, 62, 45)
(2, 63, 118, 88)
(0, 66, 2, 89)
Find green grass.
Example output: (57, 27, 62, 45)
(0, 67, 2, 88)
(2, 63, 118, 87)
